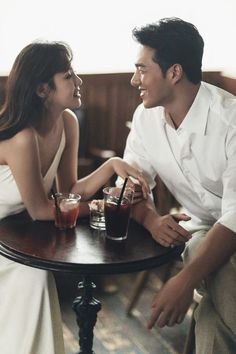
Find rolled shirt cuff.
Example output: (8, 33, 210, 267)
(216, 211, 236, 233)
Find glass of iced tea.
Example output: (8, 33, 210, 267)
(52, 193, 81, 230)
(103, 186, 134, 241)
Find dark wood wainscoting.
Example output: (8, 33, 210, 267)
(2, 71, 235, 157)
(1, 71, 236, 213)
(78, 73, 140, 157)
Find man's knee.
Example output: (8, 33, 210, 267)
(195, 295, 236, 354)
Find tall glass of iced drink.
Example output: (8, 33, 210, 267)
(103, 186, 133, 241)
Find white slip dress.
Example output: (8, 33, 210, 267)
(0, 131, 66, 354)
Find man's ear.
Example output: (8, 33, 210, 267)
(167, 64, 183, 84)
(36, 83, 50, 98)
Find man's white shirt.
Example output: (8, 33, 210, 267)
(123, 82, 236, 232)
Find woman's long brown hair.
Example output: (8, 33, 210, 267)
(0, 41, 73, 140)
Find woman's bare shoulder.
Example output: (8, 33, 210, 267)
(0, 128, 37, 164)
(62, 109, 79, 138)
(63, 109, 78, 124)
(13, 127, 36, 143)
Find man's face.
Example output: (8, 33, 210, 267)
(131, 45, 173, 108)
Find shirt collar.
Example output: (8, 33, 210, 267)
(161, 82, 211, 135)
(179, 82, 211, 135)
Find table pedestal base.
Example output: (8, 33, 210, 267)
(73, 275, 101, 354)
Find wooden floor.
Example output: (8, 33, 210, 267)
(56, 268, 193, 354)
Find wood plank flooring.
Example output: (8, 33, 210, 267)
(56, 269, 193, 354)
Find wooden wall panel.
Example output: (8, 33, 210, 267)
(221, 75, 236, 96)
(79, 71, 230, 157)
(79, 73, 140, 156)
(0, 71, 235, 159)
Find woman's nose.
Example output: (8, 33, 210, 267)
(73, 73, 83, 87)
(77, 75, 83, 86)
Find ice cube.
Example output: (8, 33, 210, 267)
(60, 198, 78, 212)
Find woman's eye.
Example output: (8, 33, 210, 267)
(65, 72, 72, 79)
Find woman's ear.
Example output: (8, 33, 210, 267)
(167, 64, 183, 84)
(36, 83, 50, 98)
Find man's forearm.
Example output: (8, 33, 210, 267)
(180, 223, 236, 288)
(131, 197, 160, 231)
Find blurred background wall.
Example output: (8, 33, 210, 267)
(1, 0, 236, 184)
(1, 0, 236, 77)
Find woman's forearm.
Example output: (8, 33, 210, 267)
(71, 159, 114, 200)
(78, 201, 90, 217)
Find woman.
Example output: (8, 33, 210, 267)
(0, 41, 148, 354)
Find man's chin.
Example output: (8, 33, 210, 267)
(142, 101, 157, 109)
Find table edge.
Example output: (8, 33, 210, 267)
(0, 243, 184, 275)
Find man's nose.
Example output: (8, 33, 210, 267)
(130, 72, 140, 87)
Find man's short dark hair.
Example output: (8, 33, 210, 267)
(132, 17, 204, 84)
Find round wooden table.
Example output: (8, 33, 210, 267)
(0, 211, 184, 354)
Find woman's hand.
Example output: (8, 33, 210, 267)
(128, 182, 146, 204)
(110, 157, 150, 199)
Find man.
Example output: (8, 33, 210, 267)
(123, 17, 236, 353)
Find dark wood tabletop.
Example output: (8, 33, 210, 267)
(0, 211, 184, 275)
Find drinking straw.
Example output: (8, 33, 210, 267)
(50, 188, 60, 217)
(117, 177, 128, 209)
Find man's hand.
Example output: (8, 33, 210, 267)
(130, 197, 191, 247)
(150, 213, 192, 247)
(147, 274, 194, 329)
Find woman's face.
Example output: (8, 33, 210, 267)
(46, 69, 83, 110)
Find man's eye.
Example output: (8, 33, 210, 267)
(139, 68, 145, 74)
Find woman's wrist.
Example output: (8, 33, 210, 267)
(78, 201, 90, 217)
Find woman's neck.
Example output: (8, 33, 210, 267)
(35, 108, 63, 137)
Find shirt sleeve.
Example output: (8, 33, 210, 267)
(216, 126, 236, 233)
(118, 105, 157, 191)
